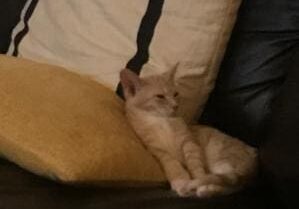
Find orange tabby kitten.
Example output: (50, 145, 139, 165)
(120, 68, 257, 198)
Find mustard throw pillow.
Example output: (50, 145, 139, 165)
(0, 55, 165, 185)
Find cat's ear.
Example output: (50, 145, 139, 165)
(165, 63, 178, 82)
(120, 68, 142, 99)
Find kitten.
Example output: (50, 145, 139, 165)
(120, 68, 257, 198)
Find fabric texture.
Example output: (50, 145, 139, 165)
(7, 0, 242, 122)
(0, 55, 165, 184)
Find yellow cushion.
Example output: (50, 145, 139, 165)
(0, 55, 165, 185)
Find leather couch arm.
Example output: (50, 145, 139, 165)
(201, 0, 299, 147)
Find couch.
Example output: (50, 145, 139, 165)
(0, 0, 298, 209)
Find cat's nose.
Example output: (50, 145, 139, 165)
(168, 98, 178, 110)
(173, 103, 178, 111)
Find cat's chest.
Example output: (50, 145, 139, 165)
(138, 115, 186, 155)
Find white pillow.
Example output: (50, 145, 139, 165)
(7, 0, 242, 122)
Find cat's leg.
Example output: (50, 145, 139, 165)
(193, 161, 236, 197)
(191, 125, 257, 197)
(182, 140, 207, 179)
(208, 159, 257, 194)
(206, 136, 257, 193)
(195, 160, 244, 197)
(196, 184, 229, 197)
(160, 157, 198, 197)
(210, 161, 239, 185)
(203, 151, 257, 196)
(199, 161, 242, 197)
(182, 140, 223, 184)
(182, 140, 228, 197)
(151, 149, 198, 197)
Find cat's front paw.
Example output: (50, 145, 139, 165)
(171, 179, 198, 197)
(196, 184, 225, 198)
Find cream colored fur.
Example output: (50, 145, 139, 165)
(120, 68, 257, 198)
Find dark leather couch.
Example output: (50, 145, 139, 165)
(0, 1, 298, 209)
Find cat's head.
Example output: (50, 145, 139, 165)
(120, 68, 179, 117)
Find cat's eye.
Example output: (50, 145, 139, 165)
(156, 94, 165, 99)
(174, 92, 179, 97)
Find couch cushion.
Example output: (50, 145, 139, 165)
(0, 55, 165, 184)
(7, 0, 242, 122)
(0, 157, 276, 209)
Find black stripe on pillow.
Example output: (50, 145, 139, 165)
(12, 0, 38, 56)
(116, 0, 165, 98)
(0, 0, 28, 54)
